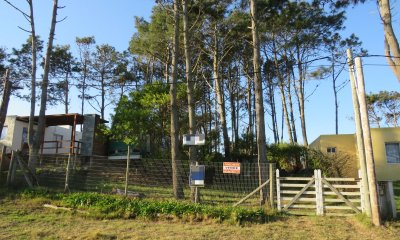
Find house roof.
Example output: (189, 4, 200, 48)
(16, 113, 108, 126)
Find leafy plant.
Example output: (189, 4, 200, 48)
(58, 192, 275, 224)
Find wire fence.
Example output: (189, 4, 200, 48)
(0, 154, 276, 207)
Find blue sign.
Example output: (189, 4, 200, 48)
(189, 165, 205, 187)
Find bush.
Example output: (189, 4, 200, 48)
(267, 143, 306, 173)
(305, 149, 352, 177)
(266, 143, 351, 177)
(60, 192, 275, 224)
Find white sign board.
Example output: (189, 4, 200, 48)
(183, 134, 205, 146)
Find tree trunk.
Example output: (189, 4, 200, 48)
(273, 50, 293, 144)
(228, 67, 237, 150)
(65, 72, 69, 114)
(0, 70, 11, 136)
(101, 73, 105, 120)
(286, 73, 297, 143)
(250, 0, 267, 205)
(333, 60, 339, 135)
(295, 45, 308, 146)
(28, 0, 38, 168)
(378, 0, 400, 82)
(81, 68, 86, 116)
(182, 0, 199, 202)
(165, 45, 170, 83)
(266, 75, 279, 144)
(213, 29, 230, 159)
(30, 0, 59, 172)
(170, 0, 184, 199)
(246, 75, 253, 136)
(278, 79, 293, 144)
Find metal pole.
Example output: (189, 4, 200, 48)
(194, 161, 199, 203)
(347, 49, 371, 217)
(354, 57, 381, 226)
(64, 153, 71, 193)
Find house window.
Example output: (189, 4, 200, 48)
(0, 126, 7, 140)
(54, 134, 63, 148)
(385, 143, 400, 164)
(327, 147, 336, 154)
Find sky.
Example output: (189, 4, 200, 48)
(0, 0, 399, 144)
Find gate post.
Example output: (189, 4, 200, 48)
(276, 169, 281, 211)
(269, 163, 275, 209)
(315, 169, 324, 216)
(318, 170, 324, 215)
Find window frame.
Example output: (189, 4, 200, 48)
(327, 147, 337, 154)
(384, 142, 400, 164)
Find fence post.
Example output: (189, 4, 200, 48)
(125, 145, 131, 196)
(315, 169, 324, 216)
(318, 170, 324, 216)
(276, 169, 281, 211)
(64, 153, 71, 193)
(314, 169, 319, 215)
(269, 163, 275, 209)
(6, 151, 17, 186)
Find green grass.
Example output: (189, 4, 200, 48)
(1, 195, 400, 239)
(99, 183, 262, 207)
(16, 189, 272, 224)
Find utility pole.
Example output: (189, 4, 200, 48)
(346, 49, 371, 217)
(354, 57, 381, 226)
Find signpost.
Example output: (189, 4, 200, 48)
(183, 133, 205, 203)
(189, 164, 205, 187)
(183, 134, 205, 146)
(223, 162, 241, 174)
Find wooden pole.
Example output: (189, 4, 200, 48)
(7, 151, 16, 186)
(269, 163, 275, 209)
(315, 169, 322, 215)
(347, 49, 371, 217)
(354, 57, 381, 226)
(276, 169, 281, 211)
(125, 145, 130, 196)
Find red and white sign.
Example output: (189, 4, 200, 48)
(223, 162, 241, 174)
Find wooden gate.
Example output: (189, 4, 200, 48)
(276, 169, 364, 216)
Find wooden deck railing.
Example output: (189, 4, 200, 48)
(40, 140, 82, 155)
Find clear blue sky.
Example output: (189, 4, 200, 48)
(0, 0, 399, 144)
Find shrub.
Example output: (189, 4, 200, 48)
(267, 143, 306, 173)
(59, 192, 275, 224)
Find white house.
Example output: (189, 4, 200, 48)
(0, 113, 110, 156)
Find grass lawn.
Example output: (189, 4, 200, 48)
(1, 196, 400, 239)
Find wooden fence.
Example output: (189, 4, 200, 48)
(276, 169, 364, 216)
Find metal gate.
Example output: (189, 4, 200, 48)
(276, 169, 364, 216)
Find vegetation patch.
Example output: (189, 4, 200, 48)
(60, 192, 274, 224)
(6, 189, 277, 224)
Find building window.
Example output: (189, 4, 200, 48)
(0, 126, 8, 140)
(385, 142, 400, 164)
(54, 134, 63, 148)
(327, 147, 336, 154)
